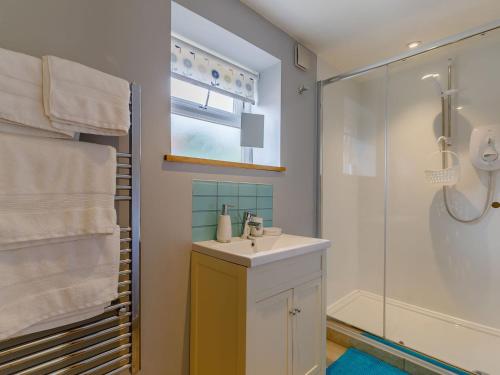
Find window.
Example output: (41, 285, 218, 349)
(171, 77, 243, 129)
(171, 78, 234, 113)
(171, 78, 247, 162)
(170, 36, 260, 164)
(171, 4, 283, 168)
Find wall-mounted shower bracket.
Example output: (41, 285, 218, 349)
(436, 136, 452, 148)
(439, 63, 496, 223)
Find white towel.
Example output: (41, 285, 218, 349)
(42, 55, 130, 136)
(0, 227, 120, 340)
(0, 48, 74, 139)
(0, 132, 117, 248)
(18, 303, 108, 337)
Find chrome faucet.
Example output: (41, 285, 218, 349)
(241, 211, 261, 239)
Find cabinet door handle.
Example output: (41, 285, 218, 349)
(289, 308, 301, 316)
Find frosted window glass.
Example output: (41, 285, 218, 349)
(171, 114, 242, 162)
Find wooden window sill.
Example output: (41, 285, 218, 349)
(164, 154, 286, 172)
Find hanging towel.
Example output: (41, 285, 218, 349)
(18, 303, 109, 337)
(0, 48, 74, 139)
(0, 227, 120, 340)
(42, 55, 130, 136)
(0, 132, 117, 248)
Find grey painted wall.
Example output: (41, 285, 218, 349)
(0, 0, 317, 374)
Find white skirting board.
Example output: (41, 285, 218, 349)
(328, 290, 500, 374)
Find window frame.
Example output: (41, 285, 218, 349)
(171, 78, 254, 163)
(171, 81, 243, 129)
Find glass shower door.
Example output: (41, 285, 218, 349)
(322, 66, 387, 337)
(385, 29, 500, 374)
(322, 26, 500, 375)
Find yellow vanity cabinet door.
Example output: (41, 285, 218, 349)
(190, 252, 247, 375)
(246, 290, 294, 375)
(190, 250, 326, 375)
(292, 278, 323, 375)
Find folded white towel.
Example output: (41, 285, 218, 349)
(0, 227, 120, 340)
(42, 55, 130, 136)
(0, 132, 117, 247)
(0, 48, 74, 139)
(18, 303, 108, 337)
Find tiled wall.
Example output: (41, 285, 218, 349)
(192, 180, 273, 242)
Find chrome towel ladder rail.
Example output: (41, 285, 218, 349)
(0, 83, 141, 375)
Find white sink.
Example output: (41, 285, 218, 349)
(192, 234, 331, 267)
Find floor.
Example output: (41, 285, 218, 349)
(328, 290, 500, 374)
(326, 340, 347, 366)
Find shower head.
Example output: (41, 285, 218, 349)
(421, 73, 458, 97)
(421, 73, 440, 80)
(421, 73, 444, 94)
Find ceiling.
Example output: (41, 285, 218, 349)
(241, 0, 500, 73)
(172, 2, 279, 73)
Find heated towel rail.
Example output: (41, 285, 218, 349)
(0, 83, 142, 375)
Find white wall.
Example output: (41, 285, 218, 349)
(322, 28, 500, 331)
(317, 56, 337, 81)
(320, 57, 386, 309)
(356, 72, 386, 296)
(322, 79, 361, 306)
(0, 1, 318, 374)
(322, 68, 386, 310)
(253, 63, 282, 166)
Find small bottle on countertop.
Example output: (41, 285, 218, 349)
(216, 204, 233, 243)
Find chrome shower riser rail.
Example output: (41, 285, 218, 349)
(321, 20, 500, 85)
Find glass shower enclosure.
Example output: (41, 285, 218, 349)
(320, 23, 500, 374)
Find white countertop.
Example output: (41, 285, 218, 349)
(192, 234, 331, 267)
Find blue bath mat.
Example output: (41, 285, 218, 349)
(362, 333, 469, 375)
(327, 348, 408, 374)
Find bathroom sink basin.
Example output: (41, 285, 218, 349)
(192, 234, 330, 267)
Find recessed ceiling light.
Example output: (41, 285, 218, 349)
(407, 41, 422, 49)
(456, 106, 463, 110)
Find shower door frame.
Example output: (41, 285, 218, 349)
(316, 18, 500, 372)
(317, 20, 500, 239)
(320, 20, 500, 87)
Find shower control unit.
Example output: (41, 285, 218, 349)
(470, 126, 500, 171)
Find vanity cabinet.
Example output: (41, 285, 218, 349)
(190, 248, 326, 375)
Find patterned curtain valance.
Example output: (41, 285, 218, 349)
(171, 36, 258, 105)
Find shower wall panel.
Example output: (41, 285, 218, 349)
(322, 67, 387, 336)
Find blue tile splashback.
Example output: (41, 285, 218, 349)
(192, 180, 273, 242)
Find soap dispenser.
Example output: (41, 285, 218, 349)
(216, 204, 233, 243)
